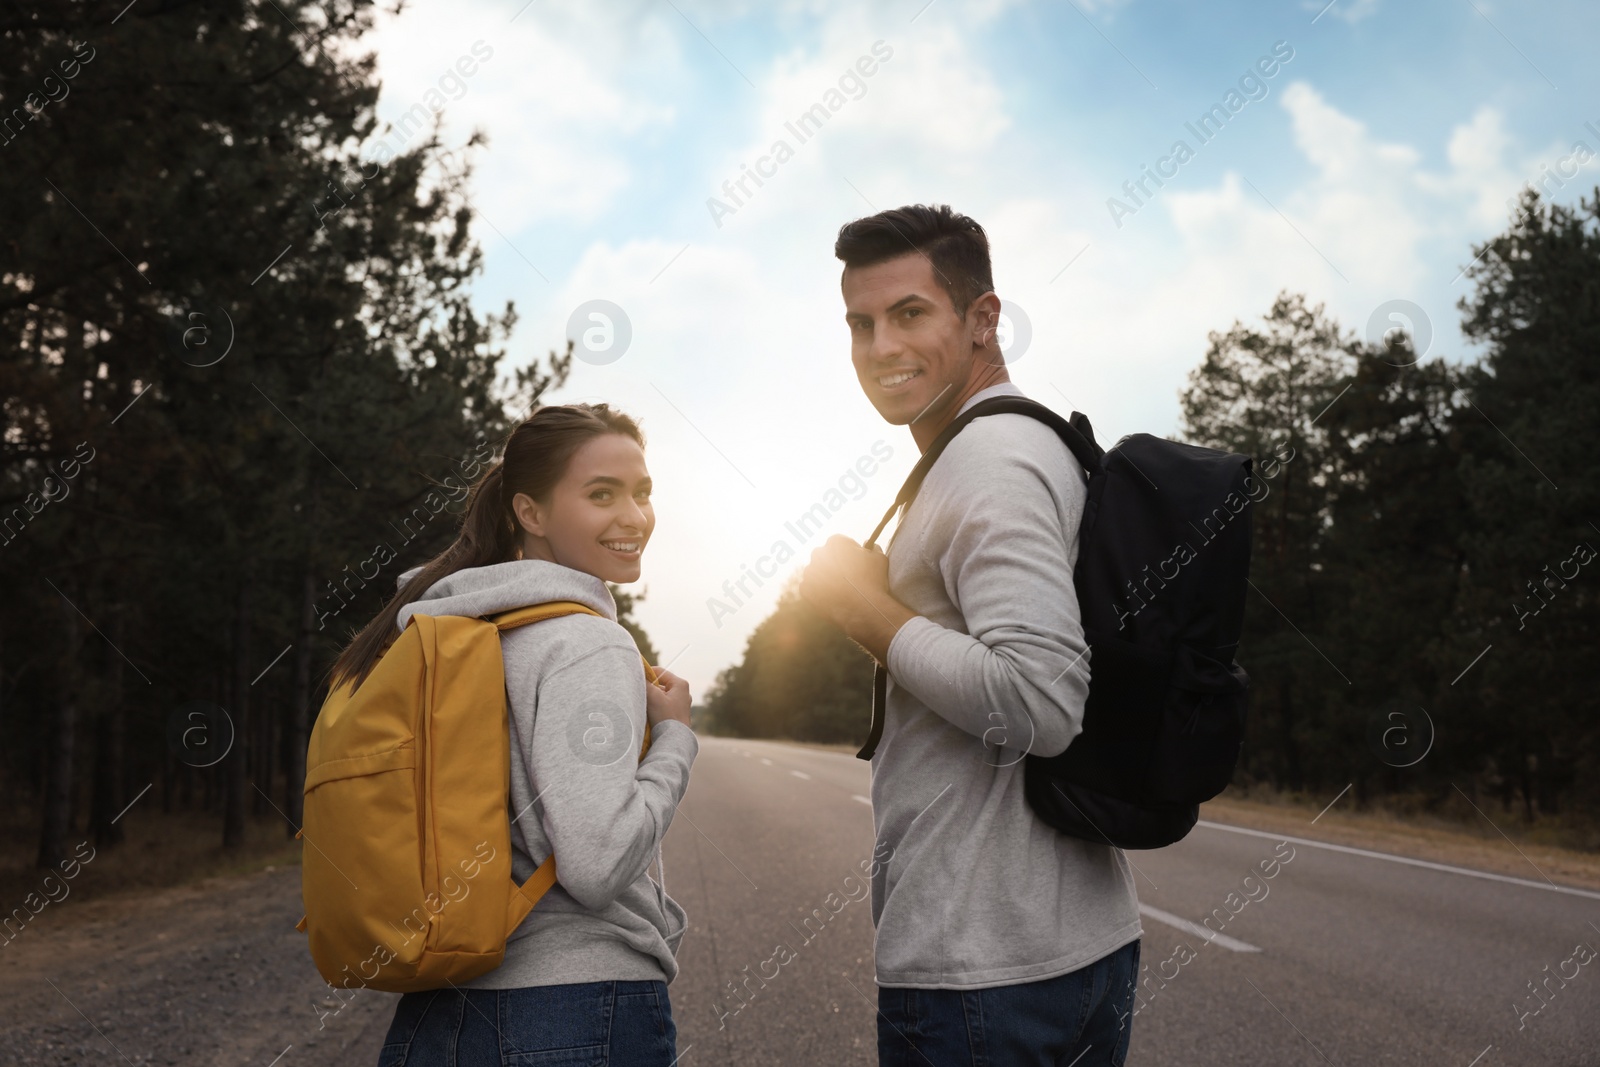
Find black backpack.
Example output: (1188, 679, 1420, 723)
(856, 396, 1253, 850)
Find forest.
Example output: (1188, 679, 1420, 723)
(704, 192, 1600, 841)
(0, 2, 654, 875)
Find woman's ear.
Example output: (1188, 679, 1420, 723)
(510, 490, 547, 538)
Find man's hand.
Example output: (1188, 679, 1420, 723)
(799, 535, 918, 665)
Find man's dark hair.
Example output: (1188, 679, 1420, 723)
(834, 204, 993, 320)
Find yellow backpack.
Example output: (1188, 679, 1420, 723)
(296, 601, 655, 993)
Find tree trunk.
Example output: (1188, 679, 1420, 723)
(222, 576, 252, 848)
(252, 657, 273, 818)
(1521, 752, 1537, 821)
(162, 737, 174, 814)
(0, 629, 6, 779)
(88, 605, 128, 847)
(1279, 678, 1302, 792)
(285, 566, 316, 831)
(37, 584, 83, 868)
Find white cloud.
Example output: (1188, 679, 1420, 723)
(1433, 106, 1522, 227)
(1273, 81, 1428, 291)
(1425, 106, 1600, 230)
(700, 18, 1010, 237)
(1304, 0, 1383, 23)
(1102, 79, 1573, 427)
(363, 3, 676, 229)
(1062, 0, 1134, 15)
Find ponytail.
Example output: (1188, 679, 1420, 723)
(325, 403, 645, 694)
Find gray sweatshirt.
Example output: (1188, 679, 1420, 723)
(871, 382, 1142, 989)
(394, 559, 698, 987)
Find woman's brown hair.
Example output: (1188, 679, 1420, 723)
(325, 402, 645, 694)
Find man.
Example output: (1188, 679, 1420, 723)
(799, 204, 1142, 1066)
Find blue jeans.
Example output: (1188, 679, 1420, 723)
(877, 939, 1141, 1067)
(377, 980, 678, 1066)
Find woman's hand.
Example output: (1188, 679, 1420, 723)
(645, 668, 693, 729)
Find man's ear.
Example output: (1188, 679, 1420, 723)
(510, 490, 547, 538)
(970, 291, 1003, 348)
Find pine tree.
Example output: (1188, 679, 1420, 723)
(1451, 189, 1600, 823)
(1180, 292, 1358, 792)
(0, 1, 540, 859)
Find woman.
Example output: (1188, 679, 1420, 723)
(325, 403, 697, 1066)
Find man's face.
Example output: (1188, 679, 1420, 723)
(842, 252, 980, 427)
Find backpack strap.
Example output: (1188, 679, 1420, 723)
(507, 854, 560, 933)
(486, 600, 662, 927)
(489, 600, 604, 630)
(856, 396, 1103, 761)
(489, 602, 660, 692)
(864, 397, 1102, 548)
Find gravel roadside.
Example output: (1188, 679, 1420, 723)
(0, 864, 393, 1067)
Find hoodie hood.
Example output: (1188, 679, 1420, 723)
(394, 559, 618, 633)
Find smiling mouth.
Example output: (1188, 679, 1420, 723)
(877, 368, 922, 390)
(601, 539, 641, 555)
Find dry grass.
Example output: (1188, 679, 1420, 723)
(0, 801, 302, 918)
(702, 735, 864, 756)
(773, 739, 863, 756)
(1204, 785, 1600, 892)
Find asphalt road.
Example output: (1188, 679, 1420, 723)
(660, 737, 1600, 1067)
(4, 735, 1596, 1066)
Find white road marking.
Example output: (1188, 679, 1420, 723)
(760, 758, 773, 766)
(1137, 904, 1261, 952)
(1196, 820, 1600, 901)
(852, 794, 872, 806)
(790, 770, 811, 780)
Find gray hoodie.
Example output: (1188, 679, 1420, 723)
(872, 382, 1141, 988)
(394, 559, 699, 987)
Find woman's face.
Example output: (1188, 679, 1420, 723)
(511, 433, 654, 584)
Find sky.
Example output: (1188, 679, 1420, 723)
(359, 0, 1600, 694)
